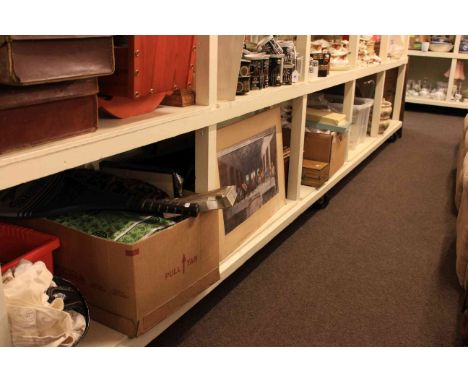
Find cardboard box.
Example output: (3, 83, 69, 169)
(303, 131, 347, 178)
(24, 211, 220, 338)
(282, 128, 347, 179)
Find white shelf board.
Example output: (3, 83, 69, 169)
(216, 59, 407, 124)
(406, 96, 468, 109)
(0, 57, 407, 191)
(303, 58, 408, 98)
(80, 120, 402, 347)
(408, 50, 455, 59)
(0, 104, 212, 190)
(408, 50, 468, 60)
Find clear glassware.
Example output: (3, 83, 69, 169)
(406, 80, 413, 92)
(455, 83, 463, 101)
(421, 77, 429, 90)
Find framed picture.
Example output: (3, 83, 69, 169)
(216, 107, 286, 260)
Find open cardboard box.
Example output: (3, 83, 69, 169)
(304, 130, 347, 178)
(25, 210, 220, 338)
(283, 128, 347, 179)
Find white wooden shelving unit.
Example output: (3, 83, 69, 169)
(406, 35, 468, 110)
(405, 96, 468, 110)
(0, 35, 408, 346)
(407, 50, 468, 60)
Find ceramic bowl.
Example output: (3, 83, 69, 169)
(330, 49, 349, 57)
(432, 91, 446, 100)
(311, 39, 330, 50)
(429, 43, 453, 53)
(419, 89, 430, 98)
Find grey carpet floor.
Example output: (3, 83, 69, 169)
(150, 110, 466, 346)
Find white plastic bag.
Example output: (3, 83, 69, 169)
(2, 260, 85, 347)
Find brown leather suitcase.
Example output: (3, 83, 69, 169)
(0, 36, 114, 86)
(0, 78, 98, 154)
(98, 35, 196, 118)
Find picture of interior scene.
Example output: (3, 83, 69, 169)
(218, 127, 278, 234)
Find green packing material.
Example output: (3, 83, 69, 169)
(305, 119, 351, 134)
(49, 211, 176, 244)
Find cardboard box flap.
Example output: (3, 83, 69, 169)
(303, 131, 333, 162)
(134, 211, 219, 317)
(138, 267, 220, 336)
(89, 304, 138, 338)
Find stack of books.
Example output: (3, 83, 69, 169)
(305, 108, 351, 133)
(301, 159, 329, 188)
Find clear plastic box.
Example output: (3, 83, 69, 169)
(320, 95, 374, 150)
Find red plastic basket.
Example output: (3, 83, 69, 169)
(0, 222, 60, 274)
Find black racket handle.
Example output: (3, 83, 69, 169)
(127, 198, 200, 217)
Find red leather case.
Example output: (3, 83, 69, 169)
(0, 79, 98, 154)
(99, 35, 196, 118)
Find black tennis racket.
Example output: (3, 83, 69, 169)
(0, 169, 199, 218)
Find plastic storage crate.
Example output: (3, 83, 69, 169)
(0, 222, 60, 273)
(321, 95, 374, 150)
